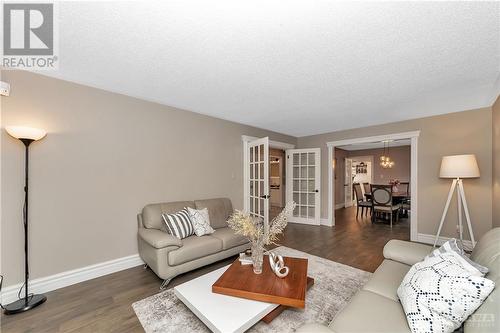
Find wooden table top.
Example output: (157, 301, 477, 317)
(212, 255, 309, 308)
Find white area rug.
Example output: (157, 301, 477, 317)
(132, 246, 371, 332)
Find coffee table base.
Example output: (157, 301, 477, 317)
(261, 277, 315, 324)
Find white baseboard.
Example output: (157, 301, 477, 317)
(335, 203, 345, 210)
(417, 233, 473, 250)
(288, 219, 320, 226)
(288, 218, 332, 227)
(1, 254, 143, 304)
(320, 218, 333, 227)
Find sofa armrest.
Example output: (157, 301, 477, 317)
(138, 228, 182, 249)
(383, 239, 433, 266)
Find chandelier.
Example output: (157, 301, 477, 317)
(380, 141, 395, 169)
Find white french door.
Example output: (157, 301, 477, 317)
(286, 148, 321, 225)
(344, 158, 353, 207)
(247, 137, 269, 234)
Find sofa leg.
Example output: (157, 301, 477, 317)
(160, 278, 172, 290)
(143, 263, 148, 269)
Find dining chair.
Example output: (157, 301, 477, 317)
(362, 182, 371, 197)
(353, 183, 372, 218)
(399, 182, 410, 194)
(399, 182, 411, 214)
(401, 198, 411, 214)
(370, 184, 401, 228)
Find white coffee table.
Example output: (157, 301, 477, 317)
(174, 265, 279, 333)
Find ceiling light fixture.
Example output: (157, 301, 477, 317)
(380, 141, 395, 169)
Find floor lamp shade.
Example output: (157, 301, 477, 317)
(439, 154, 480, 179)
(6, 126, 47, 141)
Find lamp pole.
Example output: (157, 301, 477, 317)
(22, 139, 33, 303)
(3, 129, 47, 315)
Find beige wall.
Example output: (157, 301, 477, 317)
(0, 70, 296, 286)
(334, 148, 348, 206)
(298, 108, 493, 240)
(493, 95, 500, 228)
(348, 146, 411, 183)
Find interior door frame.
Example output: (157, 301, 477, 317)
(241, 136, 295, 213)
(344, 158, 354, 207)
(326, 131, 420, 242)
(285, 148, 321, 225)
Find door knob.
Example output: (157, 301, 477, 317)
(260, 195, 270, 199)
(314, 190, 319, 193)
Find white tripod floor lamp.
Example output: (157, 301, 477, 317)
(434, 154, 480, 248)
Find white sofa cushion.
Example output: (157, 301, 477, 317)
(329, 290, 411, 333)
(362, 259, 410, 301)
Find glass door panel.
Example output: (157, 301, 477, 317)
(286, 148, 321, 225)
(247, 137, 269, 235)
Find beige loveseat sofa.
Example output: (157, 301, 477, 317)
(137, 198, 250, 289)
(297, 227, 500, 333)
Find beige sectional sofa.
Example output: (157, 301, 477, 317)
(297, 227, 500, 333)
(137, 198, 250, 289)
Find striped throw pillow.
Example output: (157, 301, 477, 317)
(162, 209, 194, 239)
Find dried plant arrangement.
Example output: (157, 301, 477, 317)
(227, 201, 296, 246)
(227, 201, 296, 274)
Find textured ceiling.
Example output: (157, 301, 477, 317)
(37, 1, 499, 137)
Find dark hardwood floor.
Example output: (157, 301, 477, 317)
(279, 206, 410, 273)
(1, 206, 409, 332)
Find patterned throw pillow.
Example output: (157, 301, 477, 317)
(398, 251, 495, 333)
(161, 209, 194, 239)
(427, 238, 488, 275)
(187, 207, 215, 236)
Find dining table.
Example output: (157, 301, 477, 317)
(364, 190, 410, 218)
(364, 191, 409, 202)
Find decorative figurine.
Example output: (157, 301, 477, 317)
(268, 252, 289, 278)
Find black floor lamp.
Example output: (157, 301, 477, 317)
(4, 126, 47, 314)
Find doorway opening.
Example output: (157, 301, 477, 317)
(327, 131, 419, 241)
(269, 149, 285, 219)
(344, 156, 374, 208)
